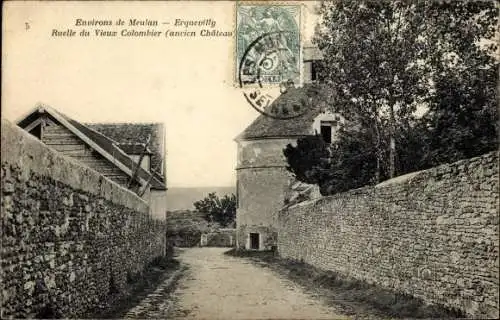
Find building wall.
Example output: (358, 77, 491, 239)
(236, 138, 297, 250)
(237, 138, 298, 169)
(150, 189, 167, 221)
(236, 167, 291, 250)
(1, 120, 166, 318)
(278, 152, 499, 318)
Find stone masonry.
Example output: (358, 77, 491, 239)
(278, 152, 499, 318)
(236, 138, 296, 250)
(1, 120, 166, 318)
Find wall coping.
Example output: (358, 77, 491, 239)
(1, 119, 149, 213)
(285, 150, 498, 210)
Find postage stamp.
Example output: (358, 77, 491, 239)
(238, 31, 310, 120)
(236, 4, 301, 86)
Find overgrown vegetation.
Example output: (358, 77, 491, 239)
(225, 249, 465, 319)
(193, 192, 236, 227)
(285, 0, 498, 195)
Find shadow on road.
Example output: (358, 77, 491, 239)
(225, 248, 465, 320)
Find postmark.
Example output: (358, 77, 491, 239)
(236, 4, 301, 85)
(238, 31, 309, 119)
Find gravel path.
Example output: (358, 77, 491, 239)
(168, 247, 348, 320)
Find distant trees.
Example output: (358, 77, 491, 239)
(193, 193, 236, 227)
(284, 0, 498, 195)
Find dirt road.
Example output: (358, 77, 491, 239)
(168, 247, 347, 320)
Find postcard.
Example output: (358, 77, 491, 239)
(2, 1, 498, 319)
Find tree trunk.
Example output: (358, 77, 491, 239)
(389, 135, 396, 178)
(389, 104, 396, 178)
(372, 106, 382, 184)
(374, 128, 381, 184)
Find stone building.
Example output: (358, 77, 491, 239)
(235, 45, 345, 250)
(16, 104, 168, 220)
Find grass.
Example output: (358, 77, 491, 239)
(225, 248, 466, 319)
(86, 256, 181, 319)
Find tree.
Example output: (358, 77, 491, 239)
(284, 128, 380, 195)
(314, 0, 430, 181)
(418, 1, 499, 167)
(314, 0, 498, 179)
(283, 135, 332, 186)
(193, 193, 236, 228)
(285, 1, 497, 194)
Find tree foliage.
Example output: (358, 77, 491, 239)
(313, 0, 498, 179)
(193, 193, 236, 228)
(418, 1, 499, 167)
(286, 0, 498, 194)
(283, 135, 331, 186)
(284, 129, 379, 195)
(314, 0, 432, 179)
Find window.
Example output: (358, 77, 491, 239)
(313, 113, 343, 144)
(320, 123, 332, 144)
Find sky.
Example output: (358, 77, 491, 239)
(2, 1, 319, 188)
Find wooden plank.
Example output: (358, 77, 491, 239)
(43, 126, 73, 133)
(72, 162, 126, 176)
(43, 107, 147, 185)
(44, 137, 84, 145)
(47, 144, 87, 152)
(44, 132, 81, 140)
(43, 130, 78, 137)
(87, 168, 126, 175)
(24, 118, 43, 132)
(43, 133, 77, 139)
(39, 116, 139, 187)
(44, 127, 73, 134)
(58, 149, 94, 157)
(77, 159, 121, 165)
(81, 162, 126, 175)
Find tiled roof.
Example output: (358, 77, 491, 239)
(236, 84, 332, 140)
(86, 123, 165, 179)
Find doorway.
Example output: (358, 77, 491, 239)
(249, 233, 259, 250)
(320, 123, 332, 143)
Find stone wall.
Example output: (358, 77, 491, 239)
(1, 120, 166, 318)
(200, 229, 236, 247)
(278, 152, 499, 318)
(166, 210, 209, 247)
